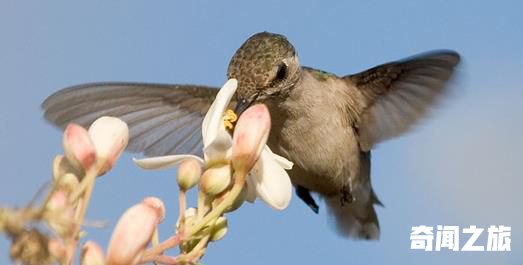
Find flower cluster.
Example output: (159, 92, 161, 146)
(0, 79, 293, 265)
(0, 116, 129, 265)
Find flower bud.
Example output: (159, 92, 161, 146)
(199, 164, 232, 196)
(56, 173, 80, 193)
(81, 241, 105, 265)
(232, 104, 271, 174)
(52, 155, 84, 181)
(47, 238, 66, 261)
(142, 196, 166, 222)
(88, 116, 129, 175)
(177, 159, 202, 191)
(63, 123, 96, 171)
(210, 216, 228, 242)
(46, 190, 68, 212)
(46, 190, 75, 236)
(106, 198, 164, 265)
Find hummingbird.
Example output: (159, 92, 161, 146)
(42, 31, 460, 240)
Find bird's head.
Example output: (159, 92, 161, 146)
(227, 32, 301, 114)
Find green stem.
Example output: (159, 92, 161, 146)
(187, 233, 210, 262)
(68, 168, 96, 204)
(186, 170, 246, 237)
(196, 191, 210, 221)
(141, 230, 211, 265)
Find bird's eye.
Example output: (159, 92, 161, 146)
(275, 63, 287, 81)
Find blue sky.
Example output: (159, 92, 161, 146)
(1, 1, 522, 265)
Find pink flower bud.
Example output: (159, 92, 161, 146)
(232, 104, 271, 173)
(106, 198, 164, 265)
(47, 238, 66, 260)
(142, 196, 166, 222)
(47, 190, 68, 211)
(88, 116, 129, 175)
(81, 241, 105, 265)
(63, 123, 96, 170)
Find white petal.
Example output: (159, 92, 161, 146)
(263, 146, 293, 170)
(245, 173, 257, 203)
(88, 116, 129, 161)
(250, 149, 292, 210)
(133, 155, 203, 170)
(202, 79, 237, 147)
(203, 130, 232, 163)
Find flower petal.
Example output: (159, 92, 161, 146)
(201, 79, 237, 162)
(232, 104, 271, 174)
(250, 149, 292, 210)
(264, 146, 293, 170)
(133, 155, 203, 170)
(245, 173, 257, 203)
(201, 79, 237, 147)
(203, 133, 232, 163)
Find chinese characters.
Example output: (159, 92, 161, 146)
(410, 225, 511, 251)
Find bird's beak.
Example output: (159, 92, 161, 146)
(234, 94, 258, 115)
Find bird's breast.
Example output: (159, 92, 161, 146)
(265, 75, 361, 195)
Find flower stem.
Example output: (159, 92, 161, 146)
(186, 170, 246, 237)
(140, 234, 182, 262)
(65, 166, 98, 265)
(141, 230, 211, 265)
(178, 190, 186, 227)
(186, 233, 210, 262)
(145, 254, 183, 265)
(196, 191, 210, 220)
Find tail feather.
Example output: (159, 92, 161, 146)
(325, 195, 380, 240)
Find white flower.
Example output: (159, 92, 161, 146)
(134, 79, 293, 210)
(88, 117, 129, 174)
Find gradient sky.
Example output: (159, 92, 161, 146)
(1, 1, 522, 265)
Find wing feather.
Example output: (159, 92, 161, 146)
(42, 82, 223, 157)
(346, 50, 460, 150)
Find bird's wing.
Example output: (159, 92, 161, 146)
(42, 82, 226, 157)
(345, 50, 460, 151)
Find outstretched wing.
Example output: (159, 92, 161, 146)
(42, 82, 223, 157)
(346, 50, 460, 151)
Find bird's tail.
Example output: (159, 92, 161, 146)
(325, 191, 380, 240)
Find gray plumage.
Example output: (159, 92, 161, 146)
(42, 31, 460, 240)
